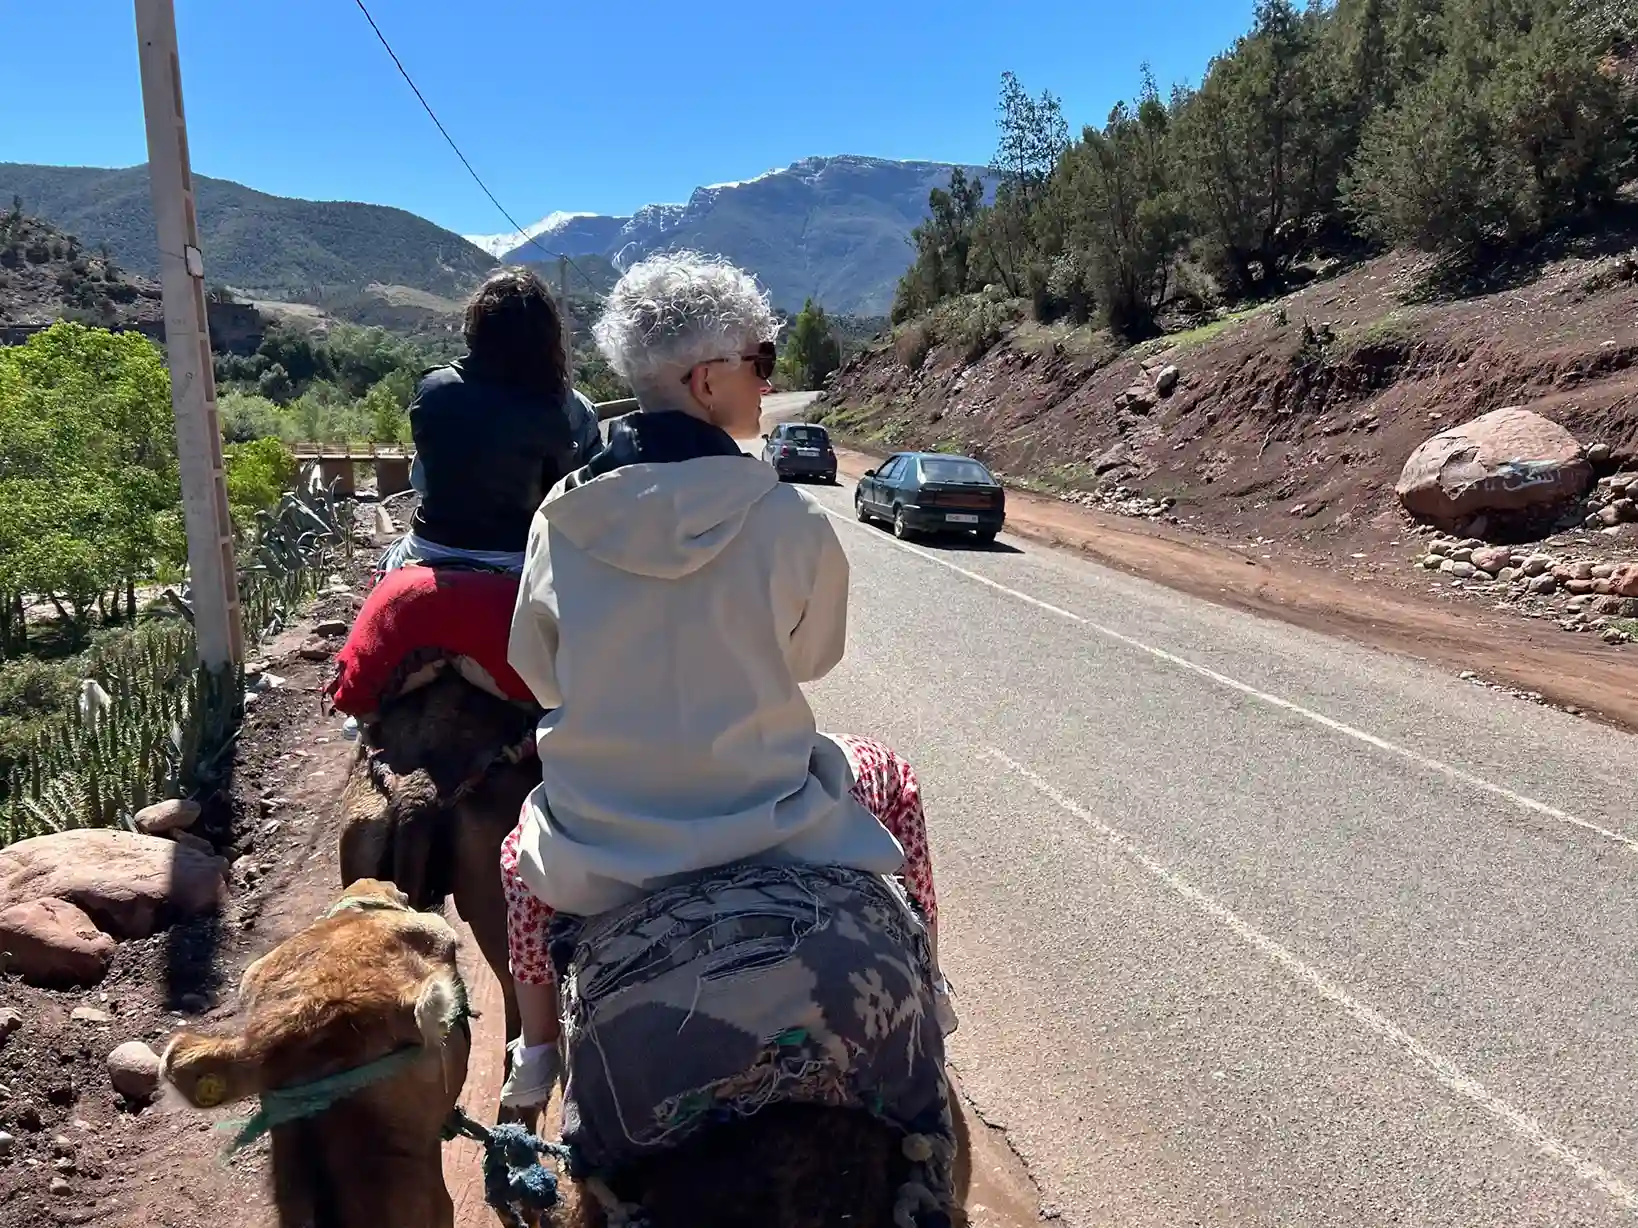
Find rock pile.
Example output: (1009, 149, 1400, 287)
(1065, 484, 1179, 522)
(1396, 407, 1593, 530)
(1410, 533, 1638, 642)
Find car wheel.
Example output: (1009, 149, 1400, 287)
(854, 489, 870, 522)
(893, 506, 912, 540)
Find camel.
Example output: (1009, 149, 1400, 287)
(161, 879, 472, 1228)
(160, 876, 971, 1228)
(336, 669, 539, 1113)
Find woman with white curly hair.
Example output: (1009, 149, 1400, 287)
(493, 252, 954, 1109)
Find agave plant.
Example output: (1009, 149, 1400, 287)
(1, 465, 351, 846)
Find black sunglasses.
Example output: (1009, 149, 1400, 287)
(682, 340, 776, 384)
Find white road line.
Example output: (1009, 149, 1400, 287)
(986, 745, 1638, 1212)
(824, 507, 1637, 855)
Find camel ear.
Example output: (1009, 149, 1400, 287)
(160, 1031, 263, 1109)
(404, 968, 464, 1049)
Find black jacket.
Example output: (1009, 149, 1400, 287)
(558, 409, 745, 490)
(408, 357, 593, 553)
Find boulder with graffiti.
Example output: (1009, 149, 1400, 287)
(1396, 407, 1592, 533)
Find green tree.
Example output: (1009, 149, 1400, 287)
(224, 436, 298, 532)
(0, 323, 177, 648)
(894, 168, 988, 322)
(775, 300, 843, 391)
(1049, 68, 1190, 335)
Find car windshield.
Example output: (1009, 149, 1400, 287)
(785, 426, 828, 445)
(918, 456, 993, 484)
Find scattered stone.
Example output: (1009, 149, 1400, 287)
(1450, 547, 1474, 564)
(14, 1104, 42, 1132)
(1155, 365, 1180, 396)
(0, 1007, 21, 1046)
(132, 799, 200, 836)
(1497, 567, 1519, 584)
(1603, 626, 1630, 644)
(0, 899, 116, 988)
(1610, 564, 1638, 598)
(297, 639, 332, 662)
(105, 1041, 161, 1105)
(1441, 560, 1477, 578)
(314, 619, 349, 638)
(0, 1132, 13, 1156)
(1566, 579, 1597, 596)
(70, 1007, 111, 1025)
(1588, 442, 1613, 466)
(1521, 554, 1553, 576)
(0, 829, 228, 940)
(1530, 574, 1558, 596)
(1471, 546, 1512, 573)
(1420, 554, 1442, 569)
(1428, 539, 1453, 557)
(50, 1134, 74, 1158)
(49, 1176, 71, 1196)
(1396, 407, 1593, 526)
(1091, 443, 1130, 475)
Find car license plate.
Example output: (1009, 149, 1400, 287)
(946, 513, 980, 524)
(797, 447, 819, 456)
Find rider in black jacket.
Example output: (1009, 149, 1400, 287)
(406, 268, 601, 557)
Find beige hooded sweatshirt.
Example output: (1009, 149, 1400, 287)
(506, 450, 907, 917)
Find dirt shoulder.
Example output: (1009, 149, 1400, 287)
(834, 446, 1638, 731)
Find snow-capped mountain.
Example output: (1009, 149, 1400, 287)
(462, 155, 989, 315)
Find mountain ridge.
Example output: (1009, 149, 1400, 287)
(467, 154, 991, 314)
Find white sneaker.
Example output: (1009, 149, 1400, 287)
(499, 1038, 562, 1109)
(932, 975, 959, 1037)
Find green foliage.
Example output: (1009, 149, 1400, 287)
(895, 0, 1635, 339)
(224, 437, 299, 531)
(1346, 1, 1632, 251)
(0, 323, 178, 651)
(0, 475, 351, 845)
(776, 299, 843, 391)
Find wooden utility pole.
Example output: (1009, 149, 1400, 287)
(134, 0, 243, 669)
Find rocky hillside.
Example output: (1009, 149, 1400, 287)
(820, 228, 1638, 636)
(0, 211, 163, 333)
(467, 156, 991, 315)
(0, 163, 497, 298)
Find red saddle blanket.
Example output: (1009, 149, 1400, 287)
(326, 565, 536, 720)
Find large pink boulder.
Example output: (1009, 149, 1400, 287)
(1397, 407, 1591, 526)
(0, 897, 116, 987)
(0, 828, 227, 939)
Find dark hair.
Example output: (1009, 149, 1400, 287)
(463, 266, 568, 398)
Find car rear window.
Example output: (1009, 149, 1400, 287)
(785, 426, 829, 444)
(919, 457, 993, 484)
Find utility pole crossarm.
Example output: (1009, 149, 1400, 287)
(134, 0, 243, 670)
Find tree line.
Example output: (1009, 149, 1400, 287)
(895, 0, 1638, 339)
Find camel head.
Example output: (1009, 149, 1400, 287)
(160, 878, 472, 1228)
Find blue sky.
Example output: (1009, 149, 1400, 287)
(0, 0, 1256, 236)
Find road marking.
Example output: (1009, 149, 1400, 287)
(986, 745, 1638, 1212)
(824, 507, 1637, 855)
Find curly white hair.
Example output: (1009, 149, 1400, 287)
(592, 251, 780, 393)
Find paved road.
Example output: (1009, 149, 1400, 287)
(752, 395, 1638, 1226)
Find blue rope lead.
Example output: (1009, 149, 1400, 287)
(444, 1105, 574, 1228)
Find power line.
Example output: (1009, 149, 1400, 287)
(349, 0, 605, 296)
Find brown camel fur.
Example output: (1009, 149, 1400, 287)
(160, 879, 472, 1228)
(337, 671, 540, 1108)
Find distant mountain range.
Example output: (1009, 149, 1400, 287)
(0, 162, 495, 299)
(0, 154, 988, 317)
(465, 156, 990, 315)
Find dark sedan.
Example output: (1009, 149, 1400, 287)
(760, 422, 837, 482)
(853, 451, 1006, 542)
